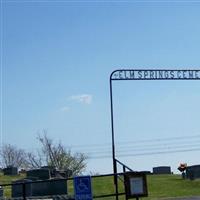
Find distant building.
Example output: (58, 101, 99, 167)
(186, 165, 200, 180)
(153, 166, 171, 174)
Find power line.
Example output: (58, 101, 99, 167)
(70, 134, 200, 153)
(67, 134, 200, 160)
(118, 148, 200, 158)
(88, 147, 200, 159)
(83, 142, 200, 155)
(115, 139, 200, 150)
(116, 134, 200, 145)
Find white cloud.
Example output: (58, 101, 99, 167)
(69, 94, 93, 105)
(60, 106, 70, 112)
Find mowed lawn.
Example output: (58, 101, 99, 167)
(91, 174, 200, 200)
(144, 174, 200, 200)
(1, 173, 200, 199)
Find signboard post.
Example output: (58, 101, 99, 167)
(124, 172, 148, 199)
(74, 176, 93, 200)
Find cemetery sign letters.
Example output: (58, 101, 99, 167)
(111, 69, 200, 80)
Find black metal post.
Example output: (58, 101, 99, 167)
(123, 167, 128, 200)
(123, 165, 126, 173)
(22, 182, 26, 200)
(110, 77, 119, 200)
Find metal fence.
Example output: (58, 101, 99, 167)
(0, 172, 127, 200)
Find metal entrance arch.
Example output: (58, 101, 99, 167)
(109, 69, 200, 200)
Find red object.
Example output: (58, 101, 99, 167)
(178, 163, 187, 172)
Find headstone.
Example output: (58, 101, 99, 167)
(54, 169, 73, 178)
(186, 165, 200, 180)
(26, 169, 50, 180)
(3, 166, 18, 175)
(31, 179, 68, 196)
(13, 168, 68, 197)
(153, 166, 171, 174)
(12, 178, 68, 197)
(41, 166, 57, 177)
(12, 179, 32, 198)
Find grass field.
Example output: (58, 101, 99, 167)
(1, 173, 200, 199)
(91, 174, 200, 200)
(144, 174, 200, 200)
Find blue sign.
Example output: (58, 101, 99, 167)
(74, 176, 93, 200)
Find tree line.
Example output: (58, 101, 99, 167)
(0, 132, 87, 176)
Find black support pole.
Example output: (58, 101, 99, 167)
(110, 77, 118, 200)
(22, 182, 26, 200)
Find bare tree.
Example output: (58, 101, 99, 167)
(25, 151, 43, 169)
(37, 132, 87, 175)
(68, 152, 88, 175)
(0, 144, 27, 168)
(0, 132, 87, 175)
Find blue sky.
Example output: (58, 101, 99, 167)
(1, 1, 200, 174)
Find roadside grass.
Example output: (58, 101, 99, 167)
(1, 173, 200, 199)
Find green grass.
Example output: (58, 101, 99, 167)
(143, 174, 200, 200)
(0, 173, 25, 197)
(72, 174, 200, 200)
(1, 173, 200, 199)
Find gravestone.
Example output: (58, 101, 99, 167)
(153, 166, 171, 174)
(186, 165, 200, 180)
(3, 166, 18, 175)
(12, 168, 68, 197)
(12, 178, 68, 197)
(26, 169, 50, 180)
(31, 179, 68, 196)
(12, 179, 32, 197)
(41, 166, 57, 177)
(54, 169, 73, 178)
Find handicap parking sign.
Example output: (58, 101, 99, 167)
(74, 176, 93, 200)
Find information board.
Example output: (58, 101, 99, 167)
(124, 172, 148, 199)
(130, 177, 144, 195)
